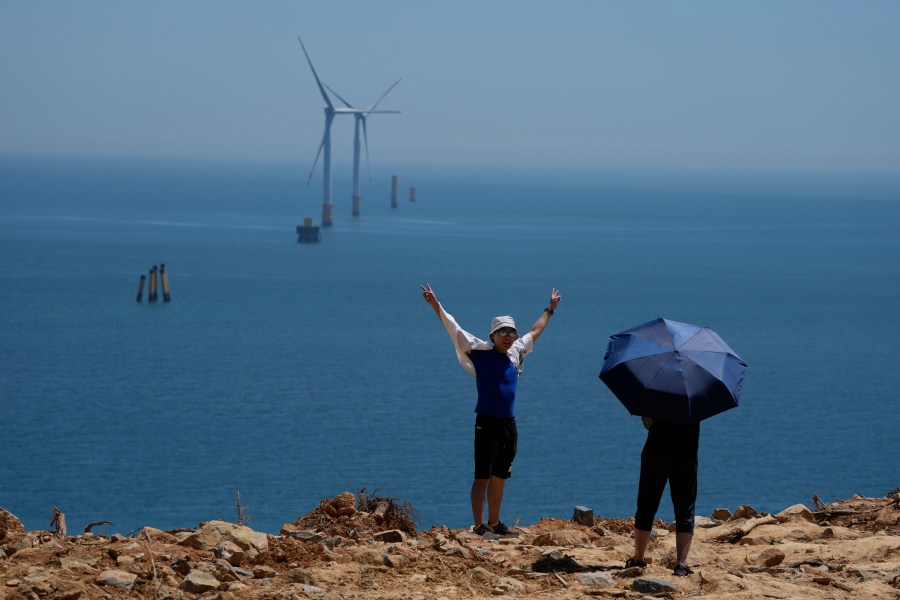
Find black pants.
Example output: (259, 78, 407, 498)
(634, 420, 700, 534)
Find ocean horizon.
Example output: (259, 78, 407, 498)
(1, 153, 898, 536)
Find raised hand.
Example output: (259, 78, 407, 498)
(549, 288, 561, 309)
(420, 283, 439, 307)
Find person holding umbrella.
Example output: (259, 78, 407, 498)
(599, 317, 747, 577)
(626, 416, 699, 577)
(420, 283, 561, 537)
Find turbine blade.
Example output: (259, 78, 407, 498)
(307, 134, 325, 186)
(324, 84, 355, 109)
(297, 35, 333, 110)
(307, 116, 332, 186)
(367, 77, 402, 111)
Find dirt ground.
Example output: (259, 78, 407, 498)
(2, 490, 898, 599)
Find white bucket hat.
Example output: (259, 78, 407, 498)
(489, 315, 517, 336)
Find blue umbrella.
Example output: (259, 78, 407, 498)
(599, 318, 747, 425)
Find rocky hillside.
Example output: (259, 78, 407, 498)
(1, 490, 898, 599)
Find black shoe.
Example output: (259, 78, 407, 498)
(487, 521, 519, 537)
(673, 564, 694, 577)
(473, 523, 491, 536)
(625, 557, 647, 568)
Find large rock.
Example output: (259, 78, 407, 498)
(178, 520, 268, 561)
(0, 508, 25, 543)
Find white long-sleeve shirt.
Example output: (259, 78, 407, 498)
(437, 303, 533, 378)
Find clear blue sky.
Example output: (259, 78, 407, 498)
(2, 1, 899, 173)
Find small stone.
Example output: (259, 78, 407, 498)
(284, 529, 326, 543)
(233, 566, 253, 578)
(140, 526, 178, 543)
(215, 540, 245, 566)
(572, 506, 594, 527)
(373, 529, 406, 543)
(298, 584, 327, 596)
(470, 567, 494, 581)
(180, 569, 221, 594)
(632, 577, 677, 593)
(95, 569, 138, 590)
(171, 557, 193, 575)
(712, 507, 733, 521)
(695, 516, 724, 528)
(358, 549, 387, 565)
(532, 549, 583, 573)
(283, 567, 316, 584)
(579, 572, 615, 586)
(533, 529, 590, 547)
(383, 553, 409, 569)
(734, 505, 759, 519)
(776, 504, 815, 523)
(748, 548, 785, 567)
(252, 565, 278, 579)
(495, 576, 525, 592)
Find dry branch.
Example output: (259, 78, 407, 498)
(84, 521, 113, 533)
(713, 515, 777, 543)
(49, 507, 66, 539)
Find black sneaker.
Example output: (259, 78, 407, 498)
(673, 564, 694, 577)
(488, 521, 519, 537)
(473, 523, 491, 536)
(625, 557, 647, 568)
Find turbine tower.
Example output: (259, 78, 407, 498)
(297, 35, 401, 224)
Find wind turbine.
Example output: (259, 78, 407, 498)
(297, 35, 401, 224)
(325, 81, 401, 217)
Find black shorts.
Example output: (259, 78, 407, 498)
(474, 414, 517, 480)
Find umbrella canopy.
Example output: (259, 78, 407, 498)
(599, 318, 747, 425)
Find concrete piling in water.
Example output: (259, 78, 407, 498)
(148, 265, 158, 303)
(322, 202, 334, 227)
(160, 263, 171, 302)
(352, 194, 361, 217)
(390, 175, 398, 209)
(409, 186, 417, 202)
(136, 274, 146, 303)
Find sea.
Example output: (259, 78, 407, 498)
(1, 154, 898, 536)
